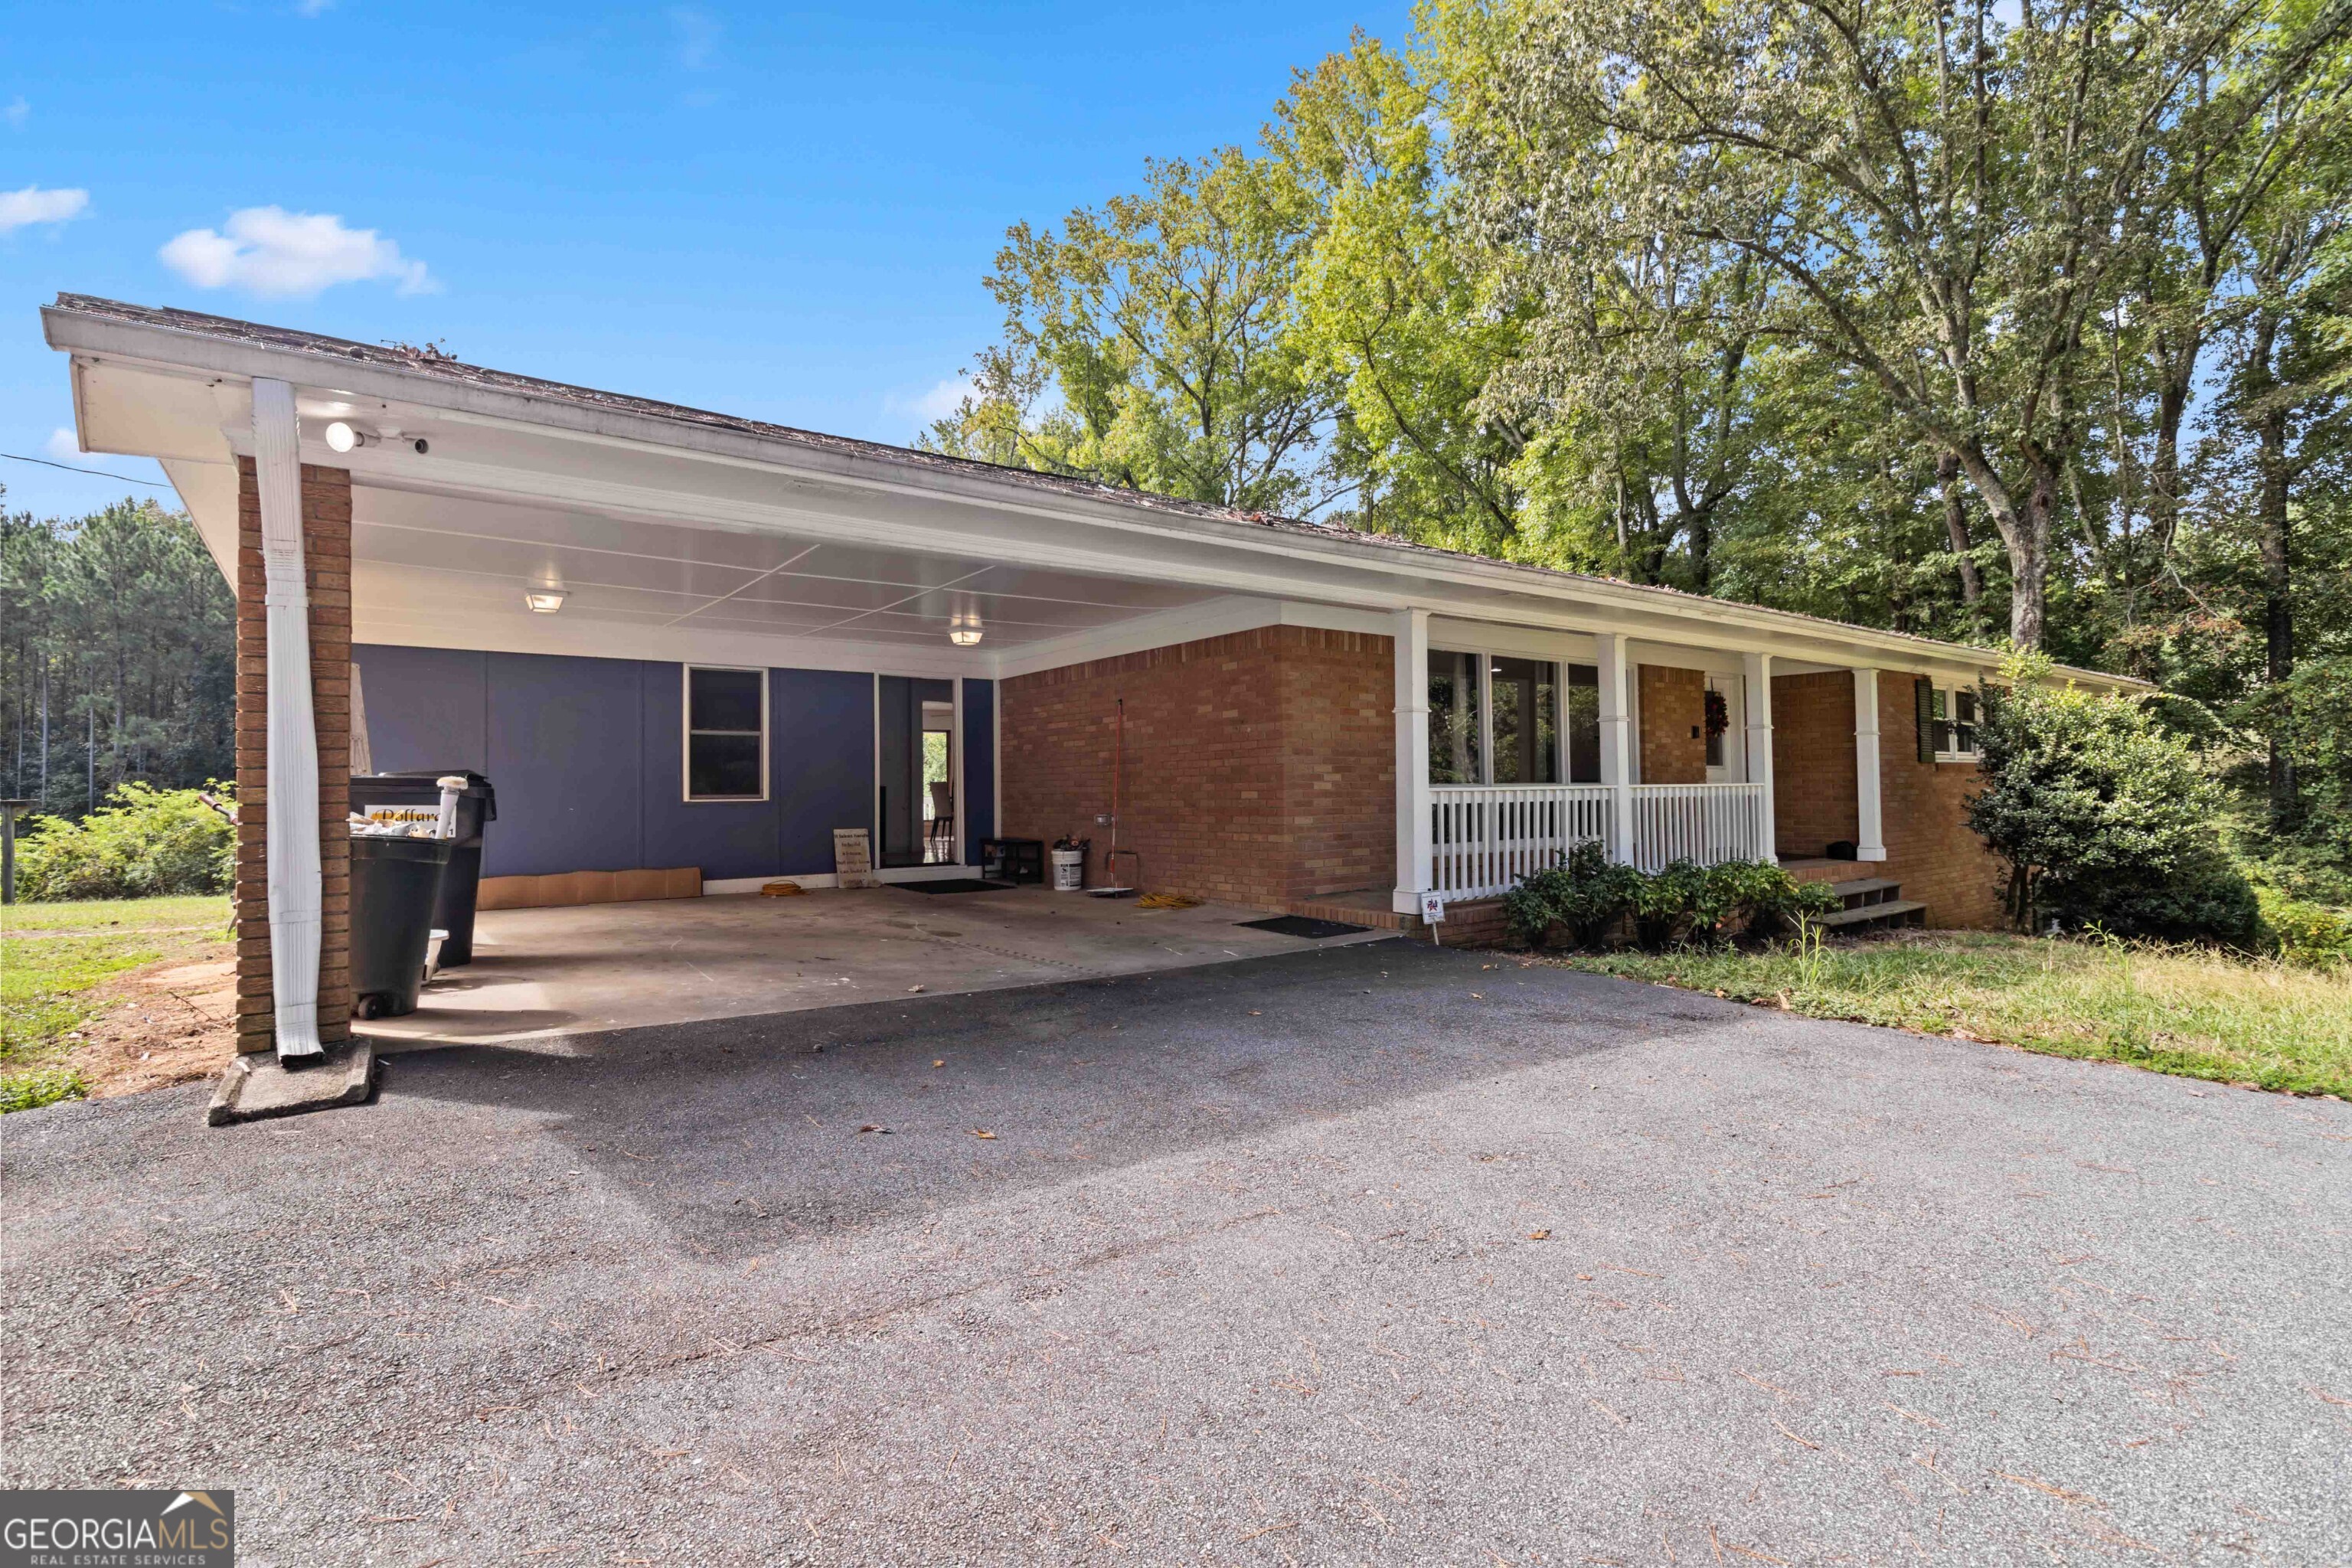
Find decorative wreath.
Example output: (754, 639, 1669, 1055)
(1704, 688, 1731, 740)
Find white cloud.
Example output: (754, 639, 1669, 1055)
(296, 0, 336, 13)
(46, 426, 81, 461)
(5, 98, 28, 129)
(890, 377, 975, 426)
(0, 185, 90, 234)
(671, 6, 720, 68)
(158, 206, 436, 298)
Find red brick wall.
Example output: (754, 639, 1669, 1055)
(235, 460, 352, 1054)
(1769, 667, 2005, 929)
(1770, 671, 1858, 857)
(1638, 665, 1707, 783)
(1875, 671, 2007, 929)
(1000, 626, 1394, 909)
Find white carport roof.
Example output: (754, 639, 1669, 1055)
(44, 294, 2138, 689)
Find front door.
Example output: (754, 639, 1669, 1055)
(877, 675, 956, 867)
(1705, 673, 1744, 782)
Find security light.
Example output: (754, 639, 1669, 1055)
(322, 420, 369, 453)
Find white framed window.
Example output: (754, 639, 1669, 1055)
(1928, 683, 1980, 760)
(684, 665, 768, 801)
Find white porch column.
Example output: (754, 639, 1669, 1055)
(1743, 650, 1775, 863)
(254, 377, 325, 1063)
(1391, 607, 1433, 914)
(1852, 666, 1887, 861)
(1596, 632, 1635, 864)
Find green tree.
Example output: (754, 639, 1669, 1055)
(1443, 0, 2350, 648)
(1274, 33, 1530, 550)
(922, 149, 1343, 516)
(0, 493, 234, 817)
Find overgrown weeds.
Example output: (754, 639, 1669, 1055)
(1546, 928, 2352, 1097)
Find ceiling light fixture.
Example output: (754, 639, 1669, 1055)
(322, 420, 371, 454)
(524, 590, 567, 614)
(948, 611, 984, 648)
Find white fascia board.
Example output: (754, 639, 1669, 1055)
(45, 306, 2141, 694)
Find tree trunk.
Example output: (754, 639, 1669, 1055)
(2256, 399, 2295, 825)
(1937, 452, 1984, 620)
(2007, 454, 2061, 651)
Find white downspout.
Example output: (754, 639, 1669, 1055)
(254, 377, 325, 1063)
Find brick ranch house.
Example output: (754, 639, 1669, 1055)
(44, 295, 2141, 1060)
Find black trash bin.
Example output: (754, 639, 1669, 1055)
(350, 772, 497, 965)
(349, 834, 453, 1019)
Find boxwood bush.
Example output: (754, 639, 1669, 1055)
(1502, 841, 1838, 951)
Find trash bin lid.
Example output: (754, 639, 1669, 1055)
(354, 770, 496, 820)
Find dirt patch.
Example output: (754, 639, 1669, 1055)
(62, 947, 238, 1098)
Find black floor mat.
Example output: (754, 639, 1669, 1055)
(1237, 914, 1370, 939)
(894, 878, 1018, 894)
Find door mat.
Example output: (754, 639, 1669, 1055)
(1237, 914, 1369, 939)
(895, 878, 1018, 895)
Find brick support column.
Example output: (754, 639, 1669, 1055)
(234, 458, 352, 1054)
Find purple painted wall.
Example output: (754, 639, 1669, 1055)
(353, 645, 936, 884)
(962, 676, 996, 864)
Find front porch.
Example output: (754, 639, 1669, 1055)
(1390, 614, 1900, 910)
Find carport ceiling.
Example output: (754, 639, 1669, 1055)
(350, 485, 1218, 652)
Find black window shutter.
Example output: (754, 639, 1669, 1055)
(1913, 676, 1936, 763)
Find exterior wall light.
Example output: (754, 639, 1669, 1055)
(524, 590, 567, 613)
(322, 420, 370, 453)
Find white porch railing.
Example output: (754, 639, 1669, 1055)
(1430, 785, 1614, 901)
(1630, 782, 1770, 872)
(1427, 781, 1772, 899)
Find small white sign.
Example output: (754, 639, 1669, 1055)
(832, 827, 879, 890)
(1420, 891, 1446, 924)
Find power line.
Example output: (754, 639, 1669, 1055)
(0, 451, 173, 489)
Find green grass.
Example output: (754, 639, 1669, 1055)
(1, 895, 230, 1109)
(1547, 928, 2352, 1098)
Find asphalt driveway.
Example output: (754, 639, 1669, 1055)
(6, 940, 2348, 1564)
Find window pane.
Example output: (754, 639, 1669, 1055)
(688, 733, 763, 798)
(1490, 656, 1560, 784)
(1564, 665, 1600, 782)
(689, 668, 763, 732)
(1427, 651, 1482, 784)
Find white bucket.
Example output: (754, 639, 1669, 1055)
(1051, 848, 1085, 892)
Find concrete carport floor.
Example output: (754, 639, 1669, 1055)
(358, 884, 1396, 1048)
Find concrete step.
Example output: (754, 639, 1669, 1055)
(1811, 898, 1927, 930)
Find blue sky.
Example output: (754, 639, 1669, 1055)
(1, 0, 1407, 521)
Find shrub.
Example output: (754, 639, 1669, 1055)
(1501, 846, 1836, 952)
(1967, 655, 2259, 946)
(1502, 839, 1641, 948)
(15, 783, 234, 901)
(2257, 887, 2352, 967)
